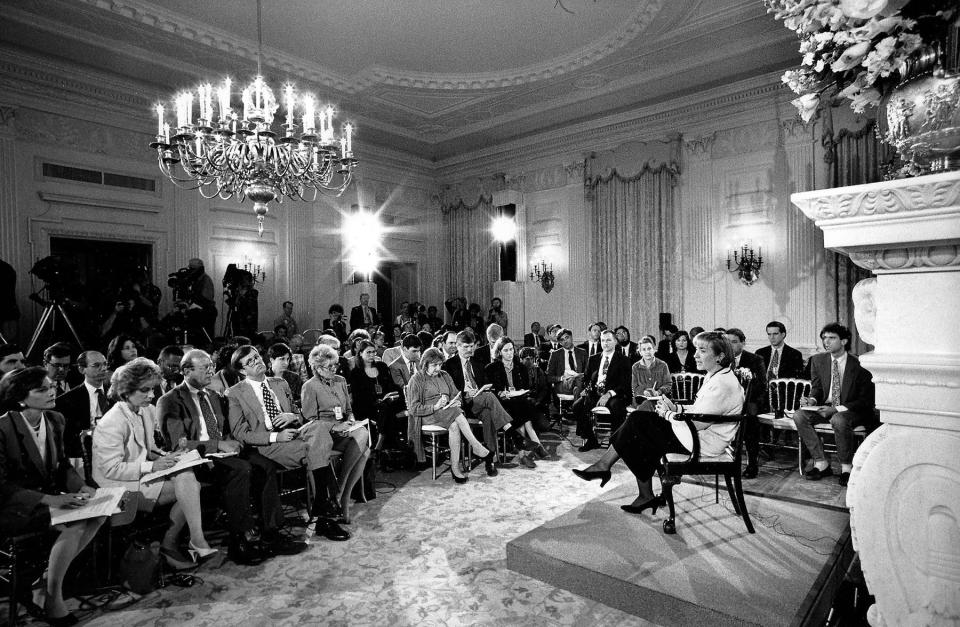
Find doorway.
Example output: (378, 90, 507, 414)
(374, 261, 418, 340)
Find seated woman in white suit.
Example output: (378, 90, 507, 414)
(92, 357, 217, 569)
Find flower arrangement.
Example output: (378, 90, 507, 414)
(766, 0, 958, 122)
(735, 367, 754, 383)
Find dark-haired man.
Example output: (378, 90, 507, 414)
(322, 304, 348, 343)
(474, 323, 503, 364)
(656, 324, 678, 361)
(546, 328, 586, 397)
(153, 345, 185, 402)
(442, 329, 511, 476)
(578, 322, 606, 359)
(0, 344, 25, 375)
(43, 342, 77, 396)
(794, 323, 875, 487)
(756, 321, 806, 380)
(56, 351, 112, 477)
(573, 329, 631, 451)
(349, 293, 379, 332)
(724, 328, 768, 478)
(524, 322, 544, 350)
(388, 334, 422, 390)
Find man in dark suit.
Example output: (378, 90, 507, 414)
(152, 344, 184, 404)
(572, 330, 631, 451)
(524, 322, 545, 349)
(793, 323, 875, 487)
(387, 334, 422, 391)
(545, 328, 586, 396)
(756, 320, 806, 380)
(349, 293, 380, 332)
(322, 304, 349, 343)
(473, 323, 503, 365)
(613, 326, 639, 364)
(226, 345, 349, 541)
(56, 351, 112, 477)
(43, 342, 81, 396)
(577, 321, 606, 359)
(158, 349, 297, 563)
(441, 329, 511, 476)
(725, 328, 769, 478)
(656, 324, 678, 361)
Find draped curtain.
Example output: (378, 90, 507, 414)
(823, 114, 895, 355)
(440, 195, 499, 309)
(586, 161, 680, 338)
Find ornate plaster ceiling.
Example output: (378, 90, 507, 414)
(0, 0, 798, 161)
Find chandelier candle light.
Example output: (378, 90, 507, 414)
(727, 244, 763, 286)
(150, 0, 357, 235)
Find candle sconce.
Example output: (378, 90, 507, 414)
(530, 260, 555, 293)
(727, 244, 763, 286)
(240, 255, 266, 286)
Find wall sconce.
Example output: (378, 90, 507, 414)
(530, 260, 555, 293)
(727, 244, 762, 286)
(239, 255, 266, 286)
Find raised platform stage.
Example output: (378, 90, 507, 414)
(507, 481, 852, 626)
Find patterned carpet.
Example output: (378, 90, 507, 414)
(47, 435, 843, 626)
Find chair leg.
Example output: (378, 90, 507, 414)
(660, 473, 678, 535)
(732, 472, 755, 534)
(715, 473, 719, 503)
(723, 473, 741, 515)
(430, 433, 438, 481)
(9, 542, 18, 627)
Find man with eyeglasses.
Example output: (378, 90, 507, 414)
(226, 345, 350, 541)
(43, 342, 77, 396)
(152, 345, 185, 403)
(158, 349, 302, 564)
(56, 351, 112, 481)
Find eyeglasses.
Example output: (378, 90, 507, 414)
(315, 363, 338, 372)
(241, 355, 263, 368)
(46, 362, 71, 369)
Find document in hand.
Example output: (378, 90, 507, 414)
(467, 383, 493, 398)
(442, 392, 463, 410)
(502, 389, 529, 399)
(344, 418, 369, 433)
(50, 486, 126, 526)
(141, 449, 211, 483)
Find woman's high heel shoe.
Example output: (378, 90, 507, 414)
(620, 495, 665, 515)
(188, 541, 221, 565)
(571, 468, 611, 488)
(452, 471, 469, 484)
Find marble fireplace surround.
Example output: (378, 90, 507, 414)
(791, 172, 960, 627)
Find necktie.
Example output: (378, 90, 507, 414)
(768, 349, 780, 379)
(567, 350, 575, 371)
(197, 390, 222, 439)
(261, 381, 281, 429)
(364, 306, 371, 324)
(590, 342, 597, 357)
(408, 360, 415, 378)
(463, 360, 477, 388)
(56, 381, 66, 395)
(601, 355, 610, 376)
(831, 358, 841, 407)
(95, 389, 109, 417)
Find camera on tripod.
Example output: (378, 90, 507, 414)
(221, 263, 247, 309)
(167, 267, 198, 302)
(29, 255, 72, 306)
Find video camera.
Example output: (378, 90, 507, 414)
(29, 255, 74, 305)
(168, 267, 198, 302)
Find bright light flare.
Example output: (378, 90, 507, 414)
(490, 216, 517, 243)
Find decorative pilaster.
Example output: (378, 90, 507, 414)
(0, 106, 17, 264)
(792, 171, 960, 627)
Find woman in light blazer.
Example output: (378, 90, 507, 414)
(92, 357, 217, 569)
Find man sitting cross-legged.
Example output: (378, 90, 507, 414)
(793, 323, 875, 487)
(225, 345, 350, 541)
(441, 329, 512, 477)
(572, 329, 631, 452)
(545, 327, 586, 399)
(158, 349, 305, 563)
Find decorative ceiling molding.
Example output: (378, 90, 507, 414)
(71, 0, 666, 93)
(367, 89, 499, 118)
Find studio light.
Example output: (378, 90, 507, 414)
(490, 216, 517, 243)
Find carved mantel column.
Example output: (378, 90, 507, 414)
(792, 171, 960, 627)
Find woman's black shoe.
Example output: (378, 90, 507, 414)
(571, 468, 611, 487)
(620, 495, 665, 515)
(452, 472, 469, 484)
(44, 611, 79, 627)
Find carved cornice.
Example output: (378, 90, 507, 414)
(37, 192, 161, 213)
(792, 173, 960, 222)
(71, 0, 664, 93)
(848, 245, 960, 272)
(683, 132, 716, 157)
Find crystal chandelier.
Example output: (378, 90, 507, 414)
(149, 0, 358, 236)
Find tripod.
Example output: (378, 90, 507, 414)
(26, 301, 83, 357)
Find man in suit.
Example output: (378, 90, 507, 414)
(573, 330, 632, 451)
(43, 342, 79, 396)
(793, 323, 875, 487)
(225, 345, 350, 541)
(546, 328, 586, 397)
(387, 334, 422, 391)
(441, 328, 511, 476)
(756, 320, 806, 380)
(349, 293, 380, 332)
(158, 349, 298, 563)
(523, 322, 544, 350)
(613, 326, 640, 364)
(725, 328, 769, 478)
(152, 344, 184, 404)
(0, 344, 25, 376)
(56, 351, 112, 478)
(439, 330, 459, 360)
(577, 322, 606, 359)
(473, 323, 503, 365)
(322, 304, 349, 343)
(656, 324, 678, 361)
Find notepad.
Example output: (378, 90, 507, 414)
(502, 389, 529, 399)
(141, 449, 211, 483)
(50, 486, 126, 526)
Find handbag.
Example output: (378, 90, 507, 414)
(120, 540, 158, 594)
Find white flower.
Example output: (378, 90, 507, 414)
(792, 93, 821, 123)
(838, 0, 889, 20)
(832, 40, 873, 72)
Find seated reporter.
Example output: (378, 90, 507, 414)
(663, 330, 699, 374)
(158, 349, 302, 563)
(266, 342, 303, 404)
(405, 348, 492, 483)
(0, 368, 106, 625)
(572, 329, 632, 452)
(301, 345, 370, 525)
(573, 332, 744, 514)
(225, 346, 349, 540)
(348, 340, 403, 448)
(484, 338, 549, 464)
(631, 336, 672, 411)
(519, 347, 551, 415)
(92, 358, 218, 570)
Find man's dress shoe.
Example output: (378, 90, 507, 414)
(228, 537, 266, 565)
(261, 532, 308, 556)
(805, 466, 834, 481)
(578, 439, 600, 452)
(839, 471, 850, 487)
(315, 519, 351, 541)
(742, 464, 758, 479)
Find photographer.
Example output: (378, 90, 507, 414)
(222, 267, 258, 339)
(168, 258, 217, 341)
(99, 296, 148, 342)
